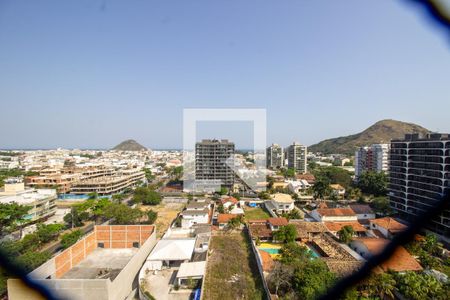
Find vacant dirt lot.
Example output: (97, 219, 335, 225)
(203, 231, 266, 300)
(139, 202, 185, 237)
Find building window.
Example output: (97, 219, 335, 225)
(98, 242, 104, 248)
(133, 242, 139, 248)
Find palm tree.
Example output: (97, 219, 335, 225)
(366, 273, 396, 299)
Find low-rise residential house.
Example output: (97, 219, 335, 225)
(220, 196, 239, 210)
(272, 181, 289, 190)
(176, 261, 207, 287)
(289, 220, 327, 241)
(268, 193, 294, 214)
(310, 208, 357, 222)
(287, 180, 311, 194)
(369, 217, 407, 239)
(350, 238, 422, 272)
(217, 214, 239, 229)
(330, 184, 346, 198)
(248, 222, 273, 242)
(181, 202, 210, 228)
(349, 204, 376, 221)
(295, 174, 316, 184)
(146, 238, 196, 270)
(324, 221, 367, 237)
(181, 209, 209, 228)
(267, 217, 289, 231)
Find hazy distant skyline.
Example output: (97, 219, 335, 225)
(1, 1, 449, 149)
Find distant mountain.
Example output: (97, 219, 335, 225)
(308, 119, 430, 155)
(112, 139, 147, 151)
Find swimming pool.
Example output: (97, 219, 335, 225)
(259, 248, 280, 255)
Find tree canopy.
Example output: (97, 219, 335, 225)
(133, 187, 162, 205)
(357, 171, 388, 196)
(273, 224, 297, 243)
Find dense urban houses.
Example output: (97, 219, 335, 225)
(354, 144, 390, 179)
(195, 139, 235, 188)
(389, 133, 450, 238)
(286, 142, 307, 174)
(266, 143, 284, 169)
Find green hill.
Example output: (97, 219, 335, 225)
(308, 119, 429, 155)
(112, 139, 147, 151)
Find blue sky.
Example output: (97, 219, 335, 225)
(0, 0, 449, 149)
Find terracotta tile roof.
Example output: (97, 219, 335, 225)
(249, 224, 273, 238)
(349, 204, 374, 215)
(324, 221, 367, 232)
(258, 250, 274, 272)
(296, 174, 316, 183)
(289, 221, 327, 239)
(317, 208, 356, 217)
(370, 217, 407, 234)
(217, 214, 237, 224)
(221, 196, 238, 205)
(324, 259, 363, 277)
(268, 217, 289, 226)
(247, 219, 268, 224)
(317, 202, 328, 209)
(354, 238, 422, 272)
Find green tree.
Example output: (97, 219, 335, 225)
(258, 191, 271, 200)
(395, 272, 444, 300)
(337, 225, 354, 244)
(313, 166, 352, 189)
(146, 210, 158, 224)
(281, 209, 303, 220)
(219, 186, 228, 195)
(283, 168, 296, 179)
(357, 171, 388, 196)
(363, 273, 396, 299)
(143, 168, 155, 182)
(231, 193, 241, 200)
(227, 215, 243, 230)
(103, 203, 143, 225)
(61, 230, 83, 249)
(422, 233, 441, 255)
(133, 187, 162, 205)
(292, 259, 336, 300)
(16, 251, 52, 273)
(273, 224, 297, 243)
(371, 196, 392, 216)
(217, 204, 225, 214)
(35, 223, 64, 244)
(312, 177, 331, 200)
(279, 242, 311, 264)
(87, 192, 98, 199)
(64, 207, 88, 228)
(0, 203, 31, 233)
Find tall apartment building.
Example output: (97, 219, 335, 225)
(287, 142, 307, 174)
(389, 133, 450, 237)
(70, 168, 145, 195)
(195, 139, 235, 187)
(0, 178, 57, 222)
(355, 144, 390, 178)
(266, 144, 284, 169)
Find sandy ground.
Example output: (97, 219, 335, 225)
(139, 202, 185, 238)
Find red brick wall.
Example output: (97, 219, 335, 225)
(54, 225, 154, 278)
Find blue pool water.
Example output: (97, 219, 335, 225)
(259, 248, 280, 255)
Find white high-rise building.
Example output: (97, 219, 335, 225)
(287, 142, 307, 174)
(266, 144, 284, 169)
(354, 144, 390, 178)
